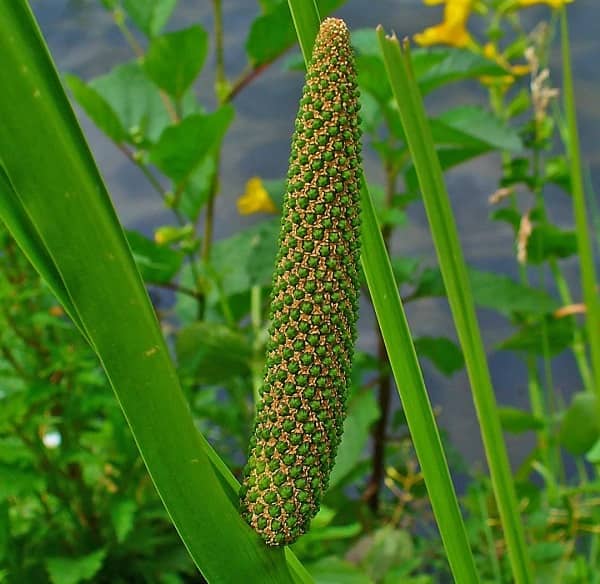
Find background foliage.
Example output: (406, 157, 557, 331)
(2, 0, 599, 582)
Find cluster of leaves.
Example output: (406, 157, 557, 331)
(2, 0, 600, 582)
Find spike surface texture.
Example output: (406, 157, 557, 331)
(239, 18, 362, 546)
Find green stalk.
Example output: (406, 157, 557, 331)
(377, 30, 532, 583)
(560, 8, 600, 399)
(286, 2, 479, 581)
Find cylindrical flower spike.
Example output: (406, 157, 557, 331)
(240, 17, 362, 546)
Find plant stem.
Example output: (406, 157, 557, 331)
(367, 152, 397, 513)
(561, 8, 600, 399)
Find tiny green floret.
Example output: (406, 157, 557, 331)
(240, 17, 362, 546)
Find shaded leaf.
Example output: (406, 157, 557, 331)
(46, 549, 106, 584)
(329, 390, 379, 487)
(65, 75, 127, 142)
(559, 393, 600, 456)
(144, 26, 209, 99)
(110, 499, 137, 544)
(413, 336, 464, 376)
(179, 156, 216, 221)
(498, 316, 574, 356)
(176, 322, 252, 385)
(149, 107, 234, 183)
(125, 230, 183, 284)
(307, 557, 373, 584)
(526, 224, 578, 264)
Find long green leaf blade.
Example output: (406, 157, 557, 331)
(377, 29, 532, 583)
(287, 2, 479, 581)
(0, 2, 305, 581)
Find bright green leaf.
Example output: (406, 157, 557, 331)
(307, 557, 373, 584)
(150, 107, 234, 183)
(526, 224, 578, 264)
(110, 499, 136, 544)
(498, 407, 545, 434)
(438, 106, 523, 153)
(46, 549, 106, 584)
(65, 74, 127, 142)
(144, 26, 209, 99)
(559, 392, 600, 455)
(122, 0, 177, 37)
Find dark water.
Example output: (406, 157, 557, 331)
(31, 0, 600, 470)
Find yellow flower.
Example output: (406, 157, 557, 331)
(518, 0, 573, 8)
(414, 0, 473, 48)
(480, 42, 530, 86)
(237, 177, 278, 215)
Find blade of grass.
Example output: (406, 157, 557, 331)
(560, 8, 600, 398)
(287, 2, 479, 581)
(0, 2, 308, 581)
(377, 30, 532, 584)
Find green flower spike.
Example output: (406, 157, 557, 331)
(239, 17, 362, 547)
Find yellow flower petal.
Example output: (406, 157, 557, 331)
(518, 0, 573, 7)
(237, 177, 278, 215)
(414, 0, 473, 48)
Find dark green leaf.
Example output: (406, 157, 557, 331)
(498, 316, 574, 356)
(245, 0, 345, 65)
(65, 74, 127, 142)
(150, 107, 234, 183)
(122, 0, 177, 37)
(144, 26, 209, 99)
(359, 526, 415, 582)
(46, 549, 106, 584)
(176, 322, 252, 384)
(559, 392, 600, 455)
(527, 224, 578, 264)
(498, 407, 545, 434)
(413, 336, 464, 376)
(126, 230, 183, 284)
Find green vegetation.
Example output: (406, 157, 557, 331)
(1, 0, 598, 582)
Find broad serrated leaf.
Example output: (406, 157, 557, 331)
(559, 393, 600, 456)
(176, 322, 252, 385)
(65, 74, 127, 142)
(149, 107, 234, 183)
(122, 0, 177, 37)
(46, 549, 106, 584)
(125, 230, 183, 284)
(144, 26, 209, 99)
(413, 336, 464, 376)
(498, 407, 545, 434)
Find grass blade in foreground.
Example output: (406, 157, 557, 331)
(287, 2, 479, 581)
(0, 2, 308, 581)
(560, 9, 600, 399)
(377, 29, 533, 584)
